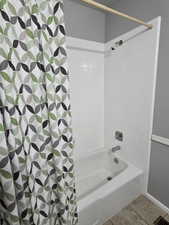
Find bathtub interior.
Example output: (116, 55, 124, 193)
(75, 149, 128, 200)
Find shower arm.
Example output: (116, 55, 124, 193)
(80, 0, 153, 29)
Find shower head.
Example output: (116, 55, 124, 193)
(111, 40, 124, 51)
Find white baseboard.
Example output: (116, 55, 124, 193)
(145, 193, 169, 215)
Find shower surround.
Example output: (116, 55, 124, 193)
(67, 17, 161, 225)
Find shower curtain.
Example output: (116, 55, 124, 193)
(0, 0, 78, 225)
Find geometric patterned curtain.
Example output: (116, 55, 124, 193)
(0, 0, 78, 224)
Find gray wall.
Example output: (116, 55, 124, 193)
(63, 0, 106, 42)
(148, 142, 169, 207)
(105, 0, 169, 207)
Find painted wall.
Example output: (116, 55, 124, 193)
(148, 142, 169, 207)
(67, 37, 104, 159)
(105, 0, 169, 207)
(63, 0, 106, 43)
(104, 18, 161, 192)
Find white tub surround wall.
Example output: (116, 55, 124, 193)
(104, 17, 161, 193)
(67, 16, 161, 186)
(67, 37, 104, 159)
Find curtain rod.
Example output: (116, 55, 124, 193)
(80, 0, 153, 29)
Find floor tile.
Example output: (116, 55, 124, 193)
(111, 205, 148, 225)
(130, 195, 166, 224)
(103, 220, 113, 225)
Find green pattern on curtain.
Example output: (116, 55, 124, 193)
(0, 0, 78, 225)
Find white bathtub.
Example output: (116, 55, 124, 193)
(75, 148, 143, 225)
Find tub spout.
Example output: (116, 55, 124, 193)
(111, 146, 121, 153)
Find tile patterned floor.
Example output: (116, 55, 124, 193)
(103, 195, 169, 225)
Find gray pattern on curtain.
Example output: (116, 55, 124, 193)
(0, 0, 78, 224)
